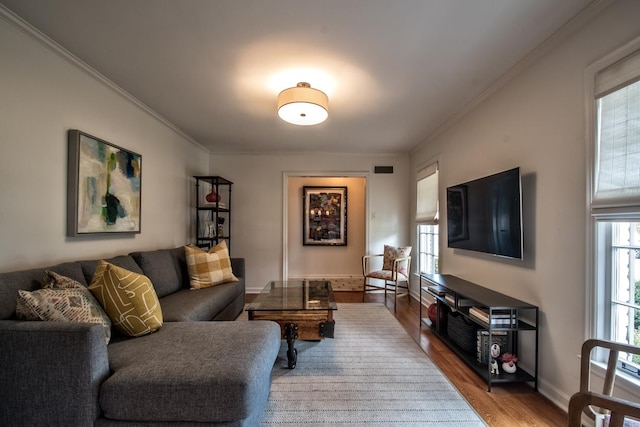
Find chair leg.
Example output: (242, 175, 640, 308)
(394, 283, 397, 312)
(362, 278, 366, 301)
(393, 280, 409, 312)
(405, 280, 410, 305)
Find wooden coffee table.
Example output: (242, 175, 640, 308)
(246, 280, 337, 369)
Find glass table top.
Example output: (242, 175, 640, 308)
(246, 280, 337, 312)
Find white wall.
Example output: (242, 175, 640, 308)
(211, 153, 409, 292)
(409, 0, 640, 409)
(0, 15, 209, 271)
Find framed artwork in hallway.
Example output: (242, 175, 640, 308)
(303, 186, 347, 246)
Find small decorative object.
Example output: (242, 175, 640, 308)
(490, 343, 501, 360)
(490, 359, 500, 375)
(500, 353, 518, 374)
(427, 303, 438, 324)
(217, 217, 225, 237)
(206, 188, 221, 203)
(205, 221, 216, 238)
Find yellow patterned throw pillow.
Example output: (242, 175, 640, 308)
(185, 242, 239, 290)
(88, 261, 163, 337)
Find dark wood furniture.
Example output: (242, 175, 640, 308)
(420, 273, 538, 392)
(194, 176, 232, 250)
(246, 280, 337, 369)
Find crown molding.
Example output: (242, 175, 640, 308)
(410, 0, 615, 154)
(0, 4, 208, 154)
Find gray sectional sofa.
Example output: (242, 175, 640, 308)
(0, 246, 281, 427)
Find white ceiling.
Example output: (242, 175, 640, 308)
(1, 0, 596, 154)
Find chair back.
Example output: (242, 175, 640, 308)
(567, 339, 640, 427)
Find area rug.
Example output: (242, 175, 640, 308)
(258, 303, 487, 426)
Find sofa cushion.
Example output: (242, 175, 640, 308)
(88, 261, 163, 337)
(160, 280, 244, 322)
(15, 271, 112, 344)
(130, 247, 187, 298)
(0, 262, 86, 320)
(79, 255, 144, 287)
(185, 242, 239, 290)
(100, 321, 281, 423)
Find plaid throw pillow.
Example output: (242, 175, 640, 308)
(185, 242, 239, 290)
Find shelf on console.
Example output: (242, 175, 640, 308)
(419, 273, 539, 392)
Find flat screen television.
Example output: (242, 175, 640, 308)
(446, 167, 523, 259)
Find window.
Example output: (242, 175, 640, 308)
(588, 39, 640, 376)
(597, 222, 640, 365)
(416, 162, 439, 275)
(418, 224, 439, 275)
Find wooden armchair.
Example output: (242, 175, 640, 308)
(568, 339, 640, 427)
(362, 252, 411, 312)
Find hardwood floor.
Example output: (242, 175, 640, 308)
(247, 291, 567, 426)
(337, 291, 567, 427)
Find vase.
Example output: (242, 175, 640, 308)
(206, 189, 221, 203)
(502, 362, 517, 374)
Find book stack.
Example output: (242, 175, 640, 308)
(476, 330, 510, 364)
(444, 294, 456, 306)
(457, 298, 475, 307)
(427, 285, 447, 296)
(203, 201, 227, 209)
(469, 307, 517, 326)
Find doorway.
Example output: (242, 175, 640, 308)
(283, 173, 368, 290)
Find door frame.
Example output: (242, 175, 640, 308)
(282, 171, 370, 280)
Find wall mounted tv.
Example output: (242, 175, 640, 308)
(446, 167, 523, 260)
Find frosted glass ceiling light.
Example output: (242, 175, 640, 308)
(277, 82, 328, 126)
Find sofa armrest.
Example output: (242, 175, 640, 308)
(0, 320, 110, 426)
(231, 258, 245, 279)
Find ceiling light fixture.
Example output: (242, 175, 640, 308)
(277, 82, 328, 126)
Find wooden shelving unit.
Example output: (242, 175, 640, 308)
(420, 273, 538, 392)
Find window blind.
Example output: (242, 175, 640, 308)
(592, 49, 640, 210)
(416, 162, 438, 224)
(594, 49, 640, 98)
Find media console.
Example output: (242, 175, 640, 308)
(420, 273, 538, 392)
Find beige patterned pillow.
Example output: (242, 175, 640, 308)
(382, 245, 412, 276)
(16, 271, 112, 344)
(185, 242, 239, 290)
(88, 260, 163, 337)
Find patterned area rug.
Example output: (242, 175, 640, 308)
(257, 303, 487, 426)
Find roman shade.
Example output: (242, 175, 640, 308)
(592, 49, 640, 211)
(416, 162, 439, 224)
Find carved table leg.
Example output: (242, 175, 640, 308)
(284, 323, 299, 369)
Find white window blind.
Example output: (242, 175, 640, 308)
(593, 49, 640, 210)
(416, 162, 438, 224)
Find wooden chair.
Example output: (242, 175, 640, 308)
(568, 339, 640, 427)
(362, 252, 411, 312)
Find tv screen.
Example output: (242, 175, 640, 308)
(446, 167, 523, 259)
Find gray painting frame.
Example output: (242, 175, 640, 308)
(67, 129, 142, 236)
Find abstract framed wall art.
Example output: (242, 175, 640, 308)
(303, 186, 347, 246)
(67, 130, 141, 236)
